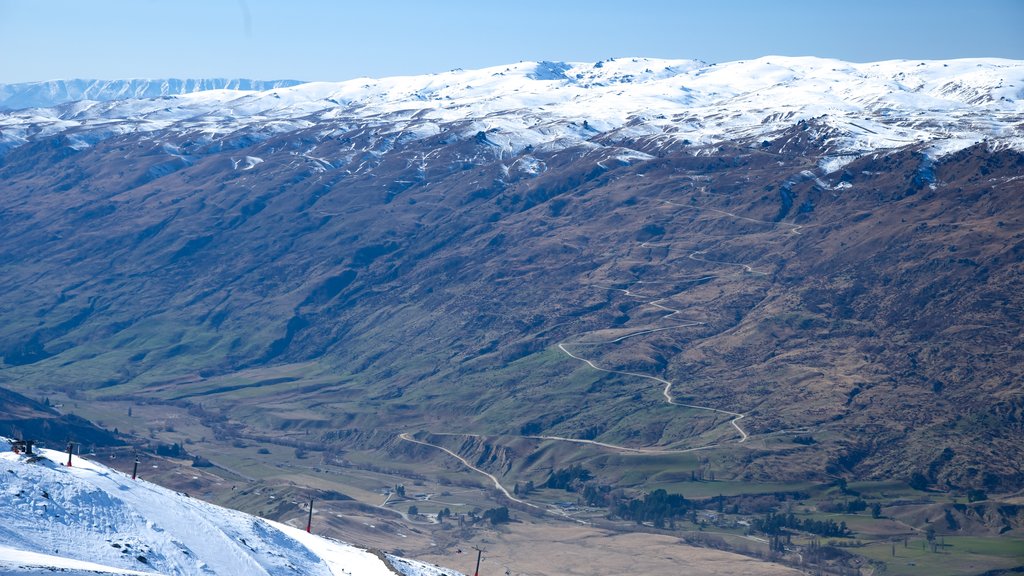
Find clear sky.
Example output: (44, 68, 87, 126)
(1, 0, 1022, 83)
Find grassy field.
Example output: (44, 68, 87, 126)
(856, 536, 1024, 576)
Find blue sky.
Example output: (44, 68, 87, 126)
(1, 0, 1022, 83)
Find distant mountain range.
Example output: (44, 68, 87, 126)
(0, 78, 305, 110)
(1, 57, 1021, 158)
(0, 57, 1022, 497)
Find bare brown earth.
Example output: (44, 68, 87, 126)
(417, 520, 801, 576)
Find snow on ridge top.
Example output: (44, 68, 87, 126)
(0, 78, 307, 111)
(1, 56, 1022, 159)
(0, 444, 459, 576)
(227, 54, 1024, 112)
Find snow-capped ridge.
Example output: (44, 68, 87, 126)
(0, 78, 306, 111)
(0, 442, 458, 576)
(0, 57, 1021, 162)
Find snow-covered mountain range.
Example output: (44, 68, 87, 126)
(0, 79, 304, 111)
(0, 443, 458, 576)
(0, 57, 1021, 166)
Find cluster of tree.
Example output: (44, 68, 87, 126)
(704, 491, 810, 515)
(545, 465, 593, 492)
(155, 442, 187, 458)
(613, 488, 692, 528)
(752, 512, 849, 538)
(580, 483, 612, 507)
(791, 435, 817, 445)
(482, 506, 510, 525)
(512, 480, 535, 496)
(191, 455, 213, 467)
(578, 425, 604, 440)
(944, 508, 959, 530)
(688, 467, 715, 481)
(909, 472, 929, 491)
(833, 478, 857, 496)
(580, 483, 825, 528)
(819, 498, 868, 514)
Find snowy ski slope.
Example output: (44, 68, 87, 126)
(0, 443, 458, 576)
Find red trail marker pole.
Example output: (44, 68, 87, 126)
(306, 498, 314, 533)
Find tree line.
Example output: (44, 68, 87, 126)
(752, 512, 850, 538)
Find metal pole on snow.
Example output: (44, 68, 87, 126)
(306, 498, 314, 533)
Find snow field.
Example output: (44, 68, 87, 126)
(1, 57, 1020, 166)
(0, 446, 460, 576)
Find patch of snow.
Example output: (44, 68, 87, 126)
(0, 443, 462, 576)
(614, 150, 656, 163)
(818, 155, 858, 174)
(233, 155, 264, 170)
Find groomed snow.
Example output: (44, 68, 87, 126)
(0, 543, 160, 576)
(0, 444, 461, 576)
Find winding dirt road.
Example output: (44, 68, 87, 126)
(398, 433, 536, 509)
(557, 339, 748, 443)
(549, 194, 815, 445)
(396, 188, 819, 515)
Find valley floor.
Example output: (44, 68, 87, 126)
(417, 519, 802, 576)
